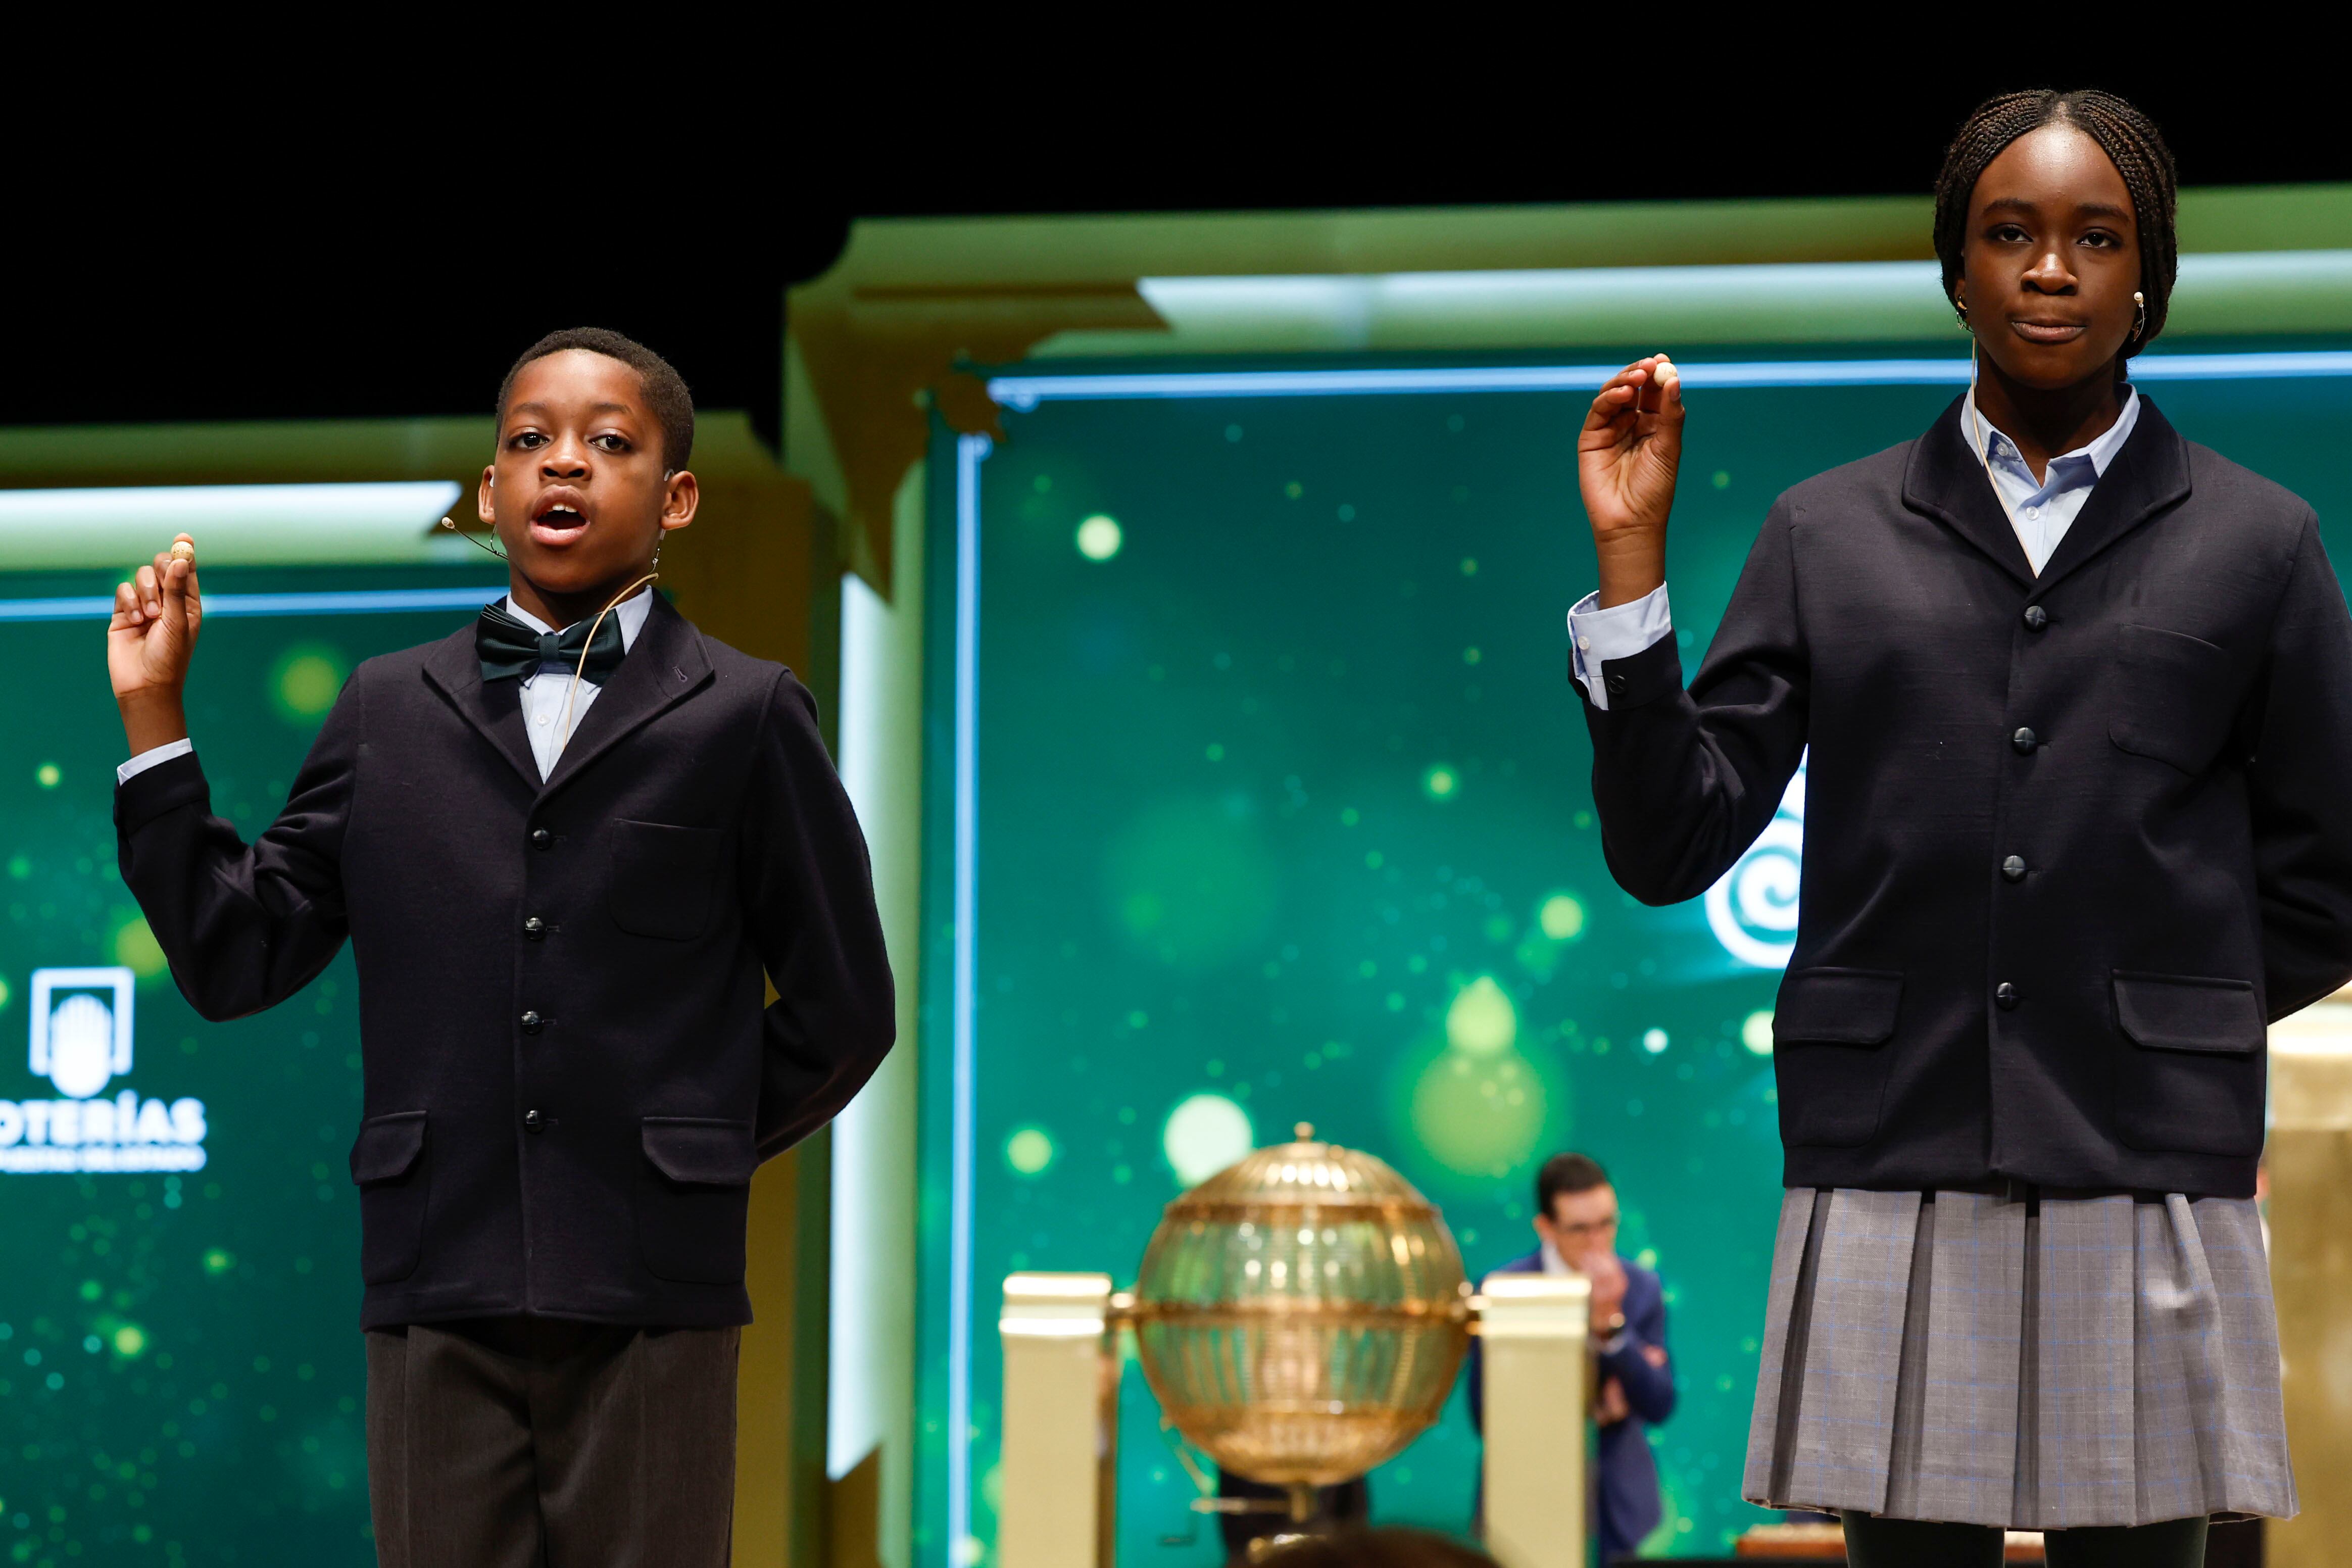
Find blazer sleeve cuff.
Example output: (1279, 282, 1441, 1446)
(1567, 584, 1674, 709)
(1580, 632, 1685, 712)
(114, 749, 211, 836)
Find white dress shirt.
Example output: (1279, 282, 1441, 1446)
(1568, 390, 2142, 709)
(504, 590, 652, 779)
(118, 589, 653, 786)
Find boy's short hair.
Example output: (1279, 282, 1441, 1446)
(1534, 1152, 1610, 1217)
(497, 327, 695, 472)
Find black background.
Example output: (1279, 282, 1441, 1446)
(7, 59, 2338, 448)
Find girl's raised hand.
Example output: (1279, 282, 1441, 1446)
(1577, 355, 1684, 606)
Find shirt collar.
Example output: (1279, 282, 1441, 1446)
(501, 585, 654, 654)
(1539, 1239, 1571, 1277)
(1965, 385, 2141, 484)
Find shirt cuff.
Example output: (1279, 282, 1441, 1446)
(118, 738, 194, 786)
(1569, 583, 1673, 711)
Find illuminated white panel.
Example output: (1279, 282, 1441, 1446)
(0, 481, 466, 570)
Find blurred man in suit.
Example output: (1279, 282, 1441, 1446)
(1468, 1152, 1675, 1563)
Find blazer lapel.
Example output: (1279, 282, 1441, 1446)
(538, 594, 714, 800)
(421, 624, 542, 791)
(2026, 397, 2193, 597)
(1902, 396, 2036, 590)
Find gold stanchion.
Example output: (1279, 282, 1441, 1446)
(1477, 1273, 1590, 1568)
(997, 1273, 1118, 1568)
(2269, 995, 2352, 1567)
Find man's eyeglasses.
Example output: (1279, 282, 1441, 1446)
(1551, 1213, 1619, 1240)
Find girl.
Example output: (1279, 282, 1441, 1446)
(1571, 91, 2349, 1566)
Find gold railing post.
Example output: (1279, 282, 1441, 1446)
(998, 1272, 1117, 1568)
(1478, 1274, 1590, 1568)
(2269, 997, 2352, 1567)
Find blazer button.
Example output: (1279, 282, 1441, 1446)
(2023, 605, 2048, 631)
(524, 1109, 543, 1133)
(530, 828, 553, 849)
(521, 1010, 545, 1035)
(524, 916, 546, 940)
(2001, 855, 2027, 883)
(1995, 982, 2019, 1010)
(2011, 727, 2039, 755)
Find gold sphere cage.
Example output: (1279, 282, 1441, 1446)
(996, 1125, 1593, 1568)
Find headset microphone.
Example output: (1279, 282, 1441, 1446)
(442, 517, 512, 562)
(440, 520, 663, 746)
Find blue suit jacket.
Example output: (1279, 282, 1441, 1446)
(1467, 1252, 1675, 1559)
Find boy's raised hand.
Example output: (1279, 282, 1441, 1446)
(109, 535, 202, 753)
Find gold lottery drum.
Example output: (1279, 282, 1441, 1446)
(1129, 1125, 1471, 1508)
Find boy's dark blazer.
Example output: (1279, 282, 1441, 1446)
(1584, 396, 2352, 1199)
(115, 594, 894, 1329)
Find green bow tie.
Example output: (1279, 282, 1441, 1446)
(476, 603, 627, 685)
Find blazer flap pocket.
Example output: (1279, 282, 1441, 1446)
(350, 1111, 427, 1185)
(2113, 971, 2263, 1054)
(642, 1117, 757, 1186)
(1774, 967, 1903, 1046)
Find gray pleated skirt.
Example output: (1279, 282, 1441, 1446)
(1741, 1186, 2296, 1529)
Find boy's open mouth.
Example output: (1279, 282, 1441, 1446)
(529, 490, 592, 546)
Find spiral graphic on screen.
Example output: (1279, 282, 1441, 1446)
(1704, 757, 1805, 969)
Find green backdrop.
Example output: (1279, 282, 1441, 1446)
(915, 342, 2352, 1562)
(8, 346, 2352, 1566)
(0, 562, 499, 1567)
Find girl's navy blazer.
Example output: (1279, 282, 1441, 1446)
(115, 594, 895, 1329)
(1583, 396, 2352, 1198)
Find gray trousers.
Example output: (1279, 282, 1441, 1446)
(366, 1318, 739, 1568)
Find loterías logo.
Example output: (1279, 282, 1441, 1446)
(1704, 756, 1805, 970)
(0, 967, 207, 1173)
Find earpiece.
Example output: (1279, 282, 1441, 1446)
(2131, 291, 2147, 341)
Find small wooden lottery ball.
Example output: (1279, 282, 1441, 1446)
(169, 540, 196, 563)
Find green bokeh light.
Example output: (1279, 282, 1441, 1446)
(1074, 514, 1123, 561)
(1409, 1041, 1551, 1179)
(1445, 975, 1516, 1056)
(267, 642, 348, 724)
(112, 912, 169, 979)
(1005, 1127, 1055, 1176)
(1537, 893, 1586, 941)
(1742, 1009, 1776, 1055)
(1105, 797, 1277, 971)
(1162, 1093, 1253, 1186)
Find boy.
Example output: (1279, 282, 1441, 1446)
(106, 327, 894, 1567)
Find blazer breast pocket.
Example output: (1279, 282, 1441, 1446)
(1772, 967, 1903, 1148)
(2109, 624, 2239, 775)
(610, 820, 724, 942)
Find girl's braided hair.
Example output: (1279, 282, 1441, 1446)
(1933, 89, 2178, 361)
